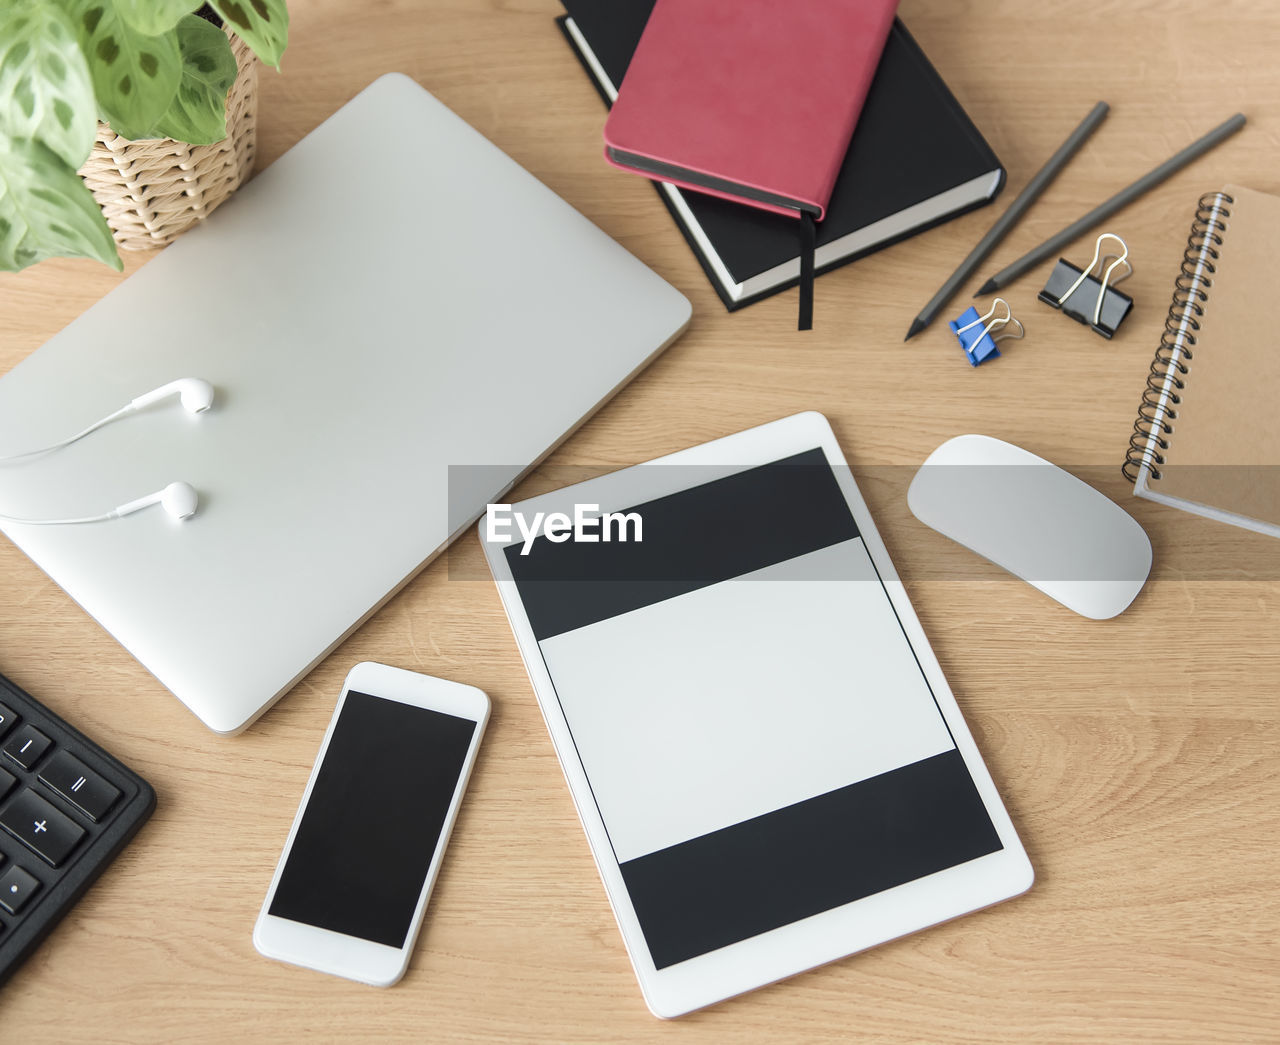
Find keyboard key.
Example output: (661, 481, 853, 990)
(0, 790, 84, 867)
(3, 726, 51, 770)
(0, 702, 14, 741)
(0, 865, 39, 915)
(0, 768, 13, 800)
(39, 752, 120, 823)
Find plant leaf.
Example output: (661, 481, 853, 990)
(0, 134, 121, 272)
(62, 0, 181, 140)
(0, 3, 97, 169)
(210, 0, 287, 68)
(114, 0, 202, 36)
(146, 16, 236, 144)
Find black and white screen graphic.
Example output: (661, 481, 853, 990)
(269, 691, 476, 948)
(506, 449, 1001, 970)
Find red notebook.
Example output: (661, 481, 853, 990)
(602, 0, 899, 221)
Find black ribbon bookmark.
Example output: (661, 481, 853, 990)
(798, 211, 816, 330)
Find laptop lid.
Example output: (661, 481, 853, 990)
(0, 74, 690, 733)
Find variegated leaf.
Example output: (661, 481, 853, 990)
(147, 15, 237, 144)
(0, 133, 121, 271)
(0, 3, 96, 168)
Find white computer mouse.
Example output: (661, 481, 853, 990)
(907, 435, 1151, 620)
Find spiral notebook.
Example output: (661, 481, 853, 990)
(1123, 185, 1280, 538)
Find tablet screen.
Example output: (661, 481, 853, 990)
(504, 448, 1002, 970)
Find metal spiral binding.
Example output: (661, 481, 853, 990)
(1123, 191, 1233, 482)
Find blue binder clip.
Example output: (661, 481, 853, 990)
(949, 298, 1024, 366)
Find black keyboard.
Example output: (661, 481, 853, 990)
(0, 671, 155, 986)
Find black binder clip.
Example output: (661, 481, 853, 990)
(1038, 233, 1133, 338)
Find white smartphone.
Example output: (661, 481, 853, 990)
(253, 662, 490, 986)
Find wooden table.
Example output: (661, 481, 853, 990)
(1, 1, 1277, 1040)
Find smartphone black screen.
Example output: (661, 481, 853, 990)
(269, 690, 477, 947)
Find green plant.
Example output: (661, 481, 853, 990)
(0, 0, 288, 273)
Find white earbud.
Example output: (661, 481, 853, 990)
(0, 481, 199, 526)
(0, 377, 215, 463)
(112, 481, 200, 521)
(130, 378, 215, 415)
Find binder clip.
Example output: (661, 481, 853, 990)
(948, 298, 1024, 366)
(1038, 232, 1134, 338)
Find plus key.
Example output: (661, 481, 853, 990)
(0, 789, 84, 866)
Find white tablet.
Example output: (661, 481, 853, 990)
(481, 412, 1032, 1017)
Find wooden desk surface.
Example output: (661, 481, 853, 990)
(1, 0, 1277, 1039)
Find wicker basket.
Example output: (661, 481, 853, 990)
(79, 30, 258, 252)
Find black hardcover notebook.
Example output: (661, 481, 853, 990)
(560, 1, 1005, 310)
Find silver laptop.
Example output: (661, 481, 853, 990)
(0, 74, 690, 734)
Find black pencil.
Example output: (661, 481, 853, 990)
(975, 112, 1247, 296)
(905, 102, 1109, 341)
